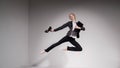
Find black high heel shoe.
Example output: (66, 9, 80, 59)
(45, 26, 52, 33)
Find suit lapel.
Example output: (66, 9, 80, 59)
(69, 21, 72, 30)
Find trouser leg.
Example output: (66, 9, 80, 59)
(67, 37, 82, 51)
(45, 36, 68, 52)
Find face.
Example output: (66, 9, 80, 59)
(69, 14, 76, 21)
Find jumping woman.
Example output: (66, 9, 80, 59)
(41, 13, 85, 54)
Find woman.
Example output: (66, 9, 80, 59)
(41, 13, 85, 54)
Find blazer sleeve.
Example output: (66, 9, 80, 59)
(77, 21, 83, 27)
(53, 22, 69, 32)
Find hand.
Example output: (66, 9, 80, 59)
(50, 29, 54, 32)
(75, 25, 81, 29)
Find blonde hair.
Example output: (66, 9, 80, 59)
(69, 13, 76, 20)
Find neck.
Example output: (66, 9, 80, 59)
(72, 19, 76, 22)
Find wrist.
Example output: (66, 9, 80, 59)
(50, 29, 54, 32)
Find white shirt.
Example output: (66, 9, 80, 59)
(70, 21, 77, 38)
(72, 21, 76, 30)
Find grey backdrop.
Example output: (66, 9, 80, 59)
(0, 0, 120, 68)
(0, 0, 28, 68)
(29, 0, 120, 68)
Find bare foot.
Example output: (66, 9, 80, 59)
(62, 48, 67, 51)
(40, 50, 46, 54)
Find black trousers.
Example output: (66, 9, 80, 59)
(45, 35, 82, 52)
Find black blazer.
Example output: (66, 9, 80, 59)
(54, 21, 85, 38)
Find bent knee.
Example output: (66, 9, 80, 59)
(77, 47, 83, 51)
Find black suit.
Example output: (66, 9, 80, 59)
(45, 21, 85, 52)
